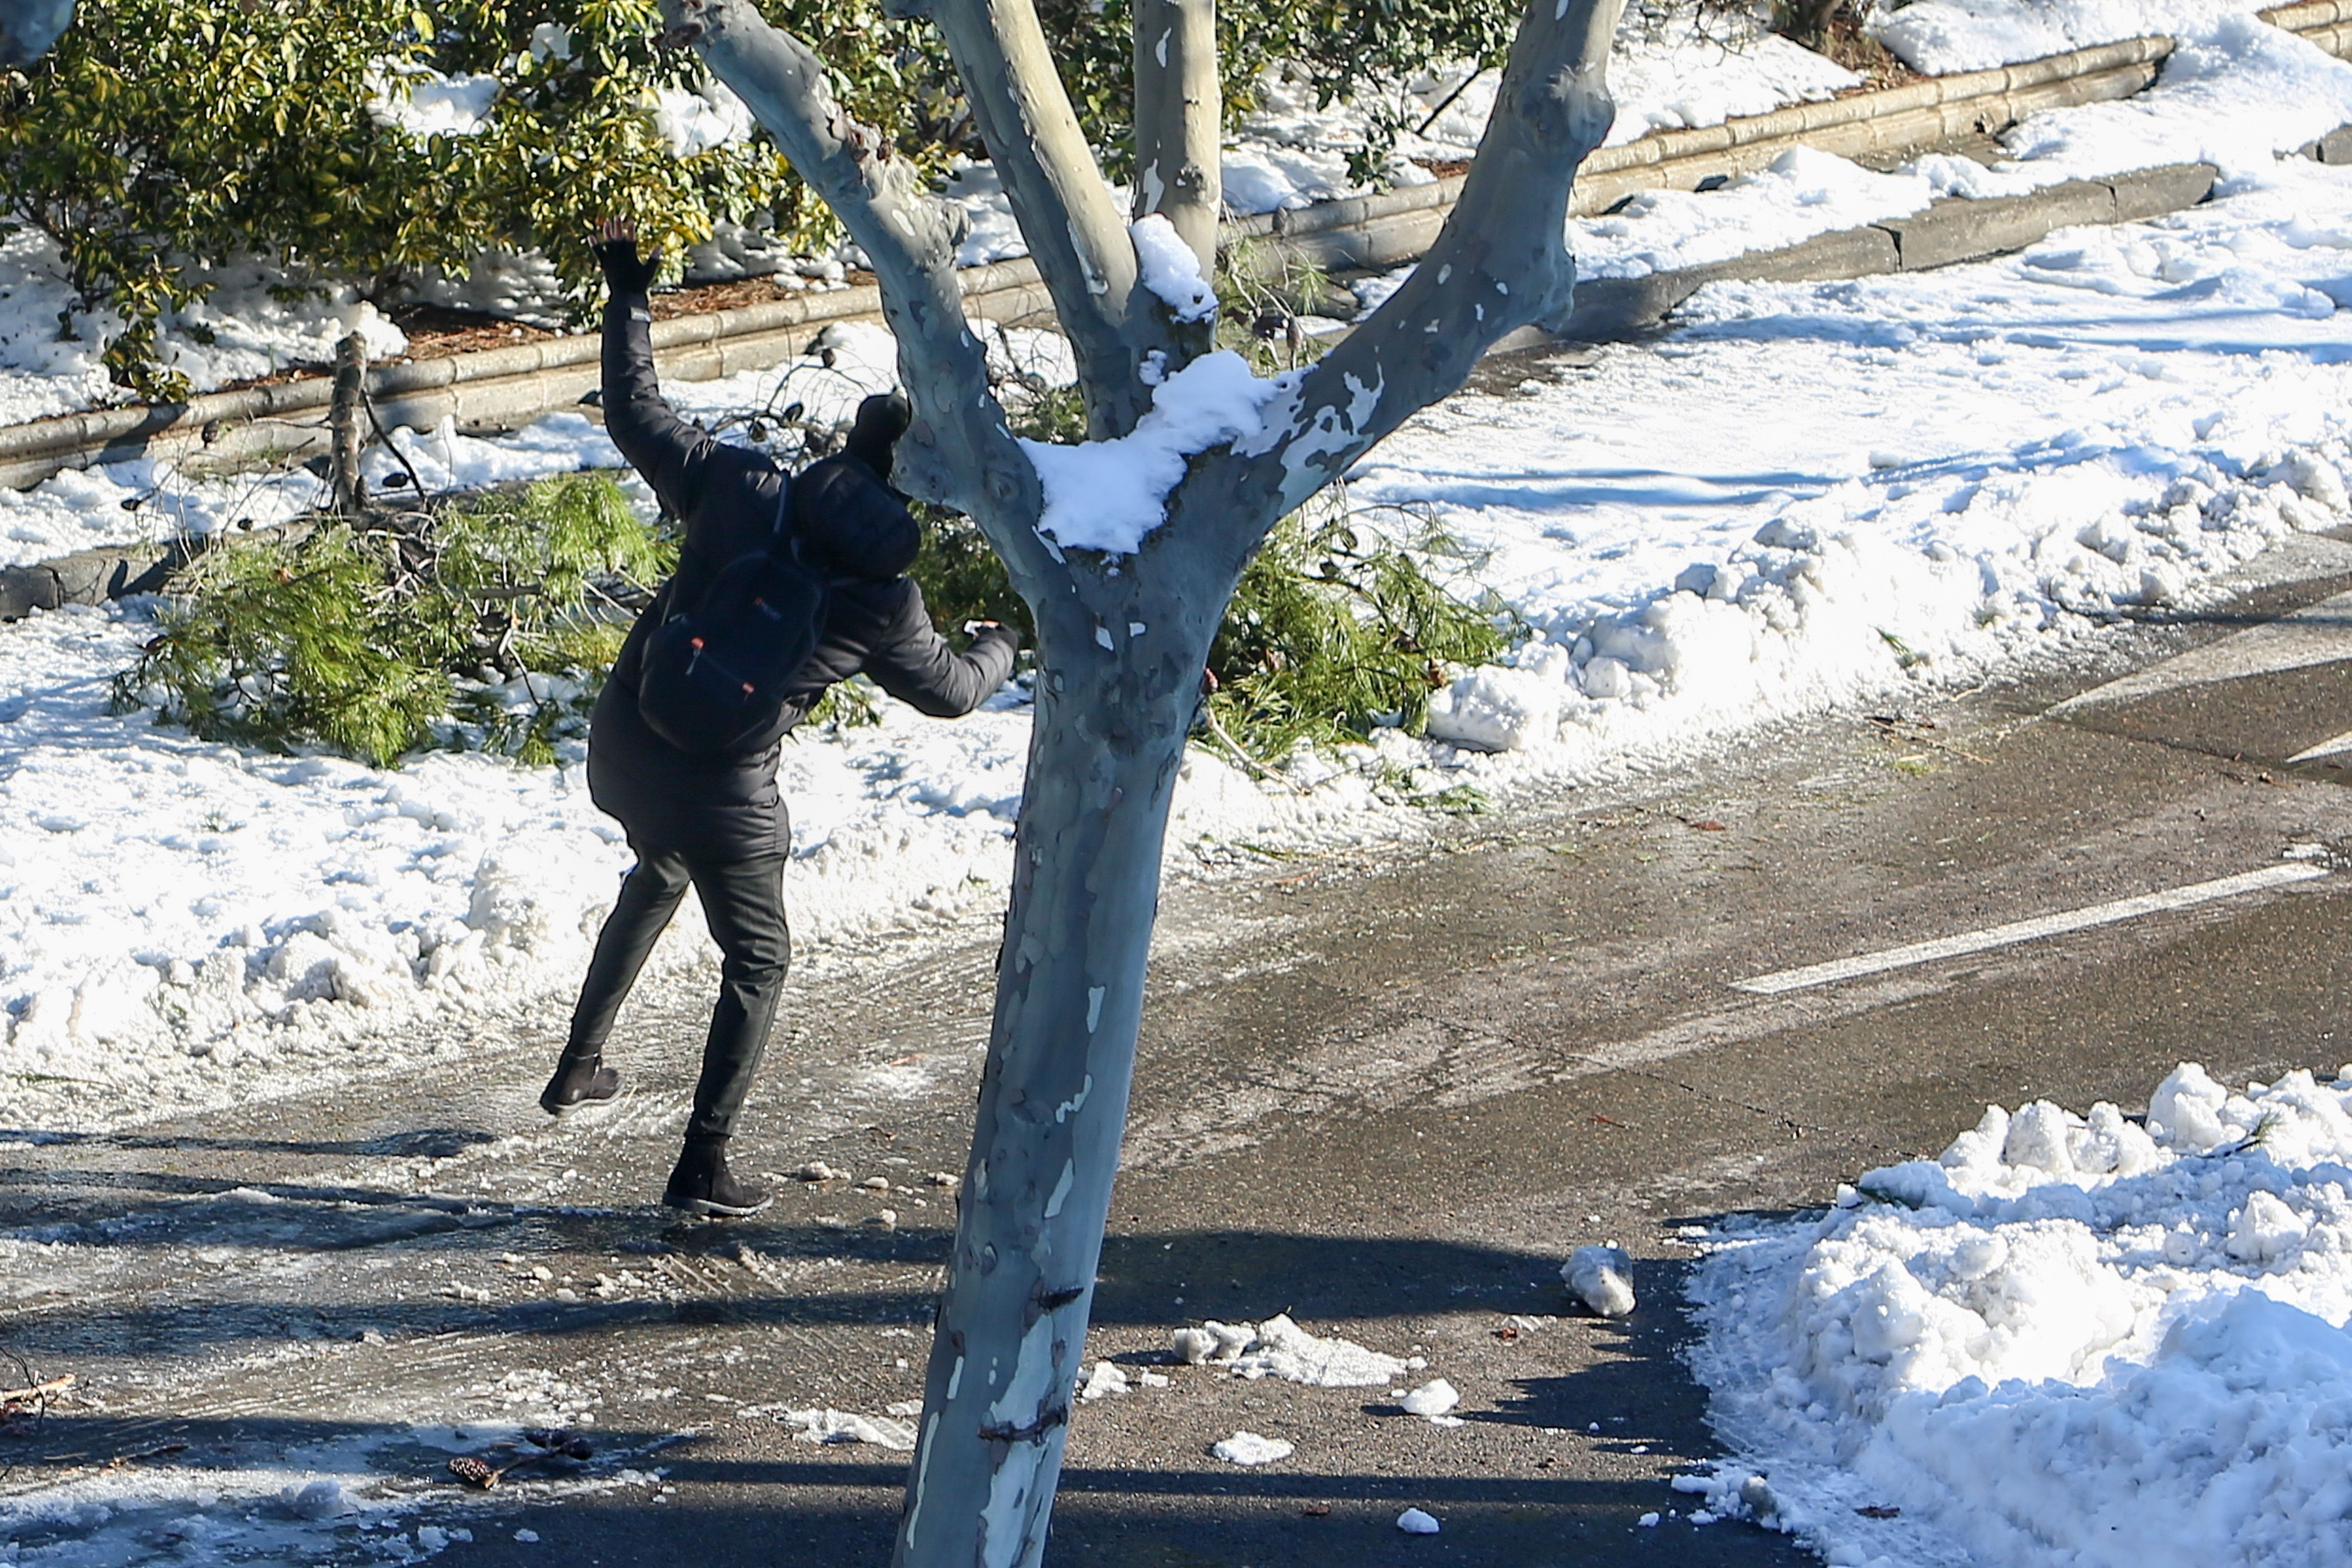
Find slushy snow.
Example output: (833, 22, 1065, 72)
(1685, 1062, 2352, 1568)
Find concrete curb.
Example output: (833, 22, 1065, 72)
(1550, 162, 2216, 339)
(0, 8, 2336, 503)
(0, 159, 2231, 620)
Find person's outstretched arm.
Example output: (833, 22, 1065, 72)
(594, 223, 717, 520)
(863, 584, 1021, 718)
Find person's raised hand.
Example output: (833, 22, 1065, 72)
(591, 217, 660, 295)
(842, 392, 912, 483)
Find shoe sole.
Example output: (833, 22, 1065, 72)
(663, 1193, 774, 1219)
(540, 1091, 620, 1119)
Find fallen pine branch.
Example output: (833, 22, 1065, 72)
(0, 1374, 75, 1409)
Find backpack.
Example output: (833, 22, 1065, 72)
(635, 480, 828, 758)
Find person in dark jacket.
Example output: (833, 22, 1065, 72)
(541, 223, 1019, 1218)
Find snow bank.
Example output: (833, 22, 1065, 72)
(1869, 0, 2266, 75)
(1562, 15, 2352, 284)
(1686, 1062, 2352, 1568)
(1370, 146, 2352, 763)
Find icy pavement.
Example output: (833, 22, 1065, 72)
(8, 568, 2352, 1563)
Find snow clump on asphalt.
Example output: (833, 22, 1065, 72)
(1565, 1245, 1637, 1317)
(1227, 1313, 1424, 1387)
(1171, 1314, 1426, 1387)
(1396, 1507, 1442, 1534)
(1399, 1377, 1461, 1417)
(1211, 1431, 1294, 1465)
(1686, 1061, 2352, 1568)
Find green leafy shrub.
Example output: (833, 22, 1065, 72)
(113, 471, 672, 766)
(0, 0, 827, 398)
(6, 0, 1533, 397)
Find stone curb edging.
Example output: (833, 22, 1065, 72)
(0, 158, 2234, 620)
(1554, 161, 2219, 339)
(0, 7, 2338, 501)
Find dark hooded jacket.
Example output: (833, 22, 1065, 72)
(587, 287, 1019, 860)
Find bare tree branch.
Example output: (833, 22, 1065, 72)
(657, 0, 1057, 586)
(1196, 0, 1626, 557)
(912, 0, 1173, 438)
(1132, 0, 1221, 365)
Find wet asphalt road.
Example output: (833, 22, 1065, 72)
(6, 528, 2352, 1567)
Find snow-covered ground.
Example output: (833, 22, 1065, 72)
(1869, 0, 2283, 74)
(7, 12, 2352, 1138)
(1685, 1060, 2352, 1568)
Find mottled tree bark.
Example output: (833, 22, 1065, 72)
(0, 0, 73, 66)
(659, 0, 1625, 1560)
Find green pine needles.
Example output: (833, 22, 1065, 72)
(112, 472, 672, 768)
(1204, 496, 1510, 758)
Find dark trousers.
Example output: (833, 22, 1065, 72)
(564, 843, 791, 1140)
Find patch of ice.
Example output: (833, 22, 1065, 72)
(1397, 1506, 1442, 1534)
(769, 1407, 918, 1450)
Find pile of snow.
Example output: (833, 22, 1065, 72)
(1170, 1313, 1427, 1386)
(1128, 215, 1218, 324)
(1686, 1062, 2352, 1568)
(651, 77, 755, 159)
(1565, 1244, 1637, 1316)
(1022, 350, 1283, 555)
(364, 64, 501, 140)
(1870, 0, 2268, 75)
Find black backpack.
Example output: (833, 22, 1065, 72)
(636, 481, 827, 758)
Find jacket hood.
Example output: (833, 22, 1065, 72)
(790, 455, 920, 580)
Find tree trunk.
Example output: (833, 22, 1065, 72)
(894, 550, 1234, 1568)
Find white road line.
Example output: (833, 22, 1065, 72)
(1732, 863, 2330, 995)
(2288, 728, 2352, 764)
(2052, 586, 2352, 713)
